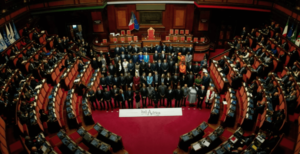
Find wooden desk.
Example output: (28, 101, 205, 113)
(109, 34, 134, 43)
(168, 34, 193, 41)
(142, 38, 161, 47)
(161, 40, 193, 47)
(109, 41, 142, 50)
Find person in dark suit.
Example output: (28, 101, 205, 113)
(108, 63, 115, 76)
(157, 60, 162, 74)
(132, 53, 139, 64)
(181, 47, 187, 55)
(125, 87, 134, 108)
(187, 72, 194, 87)
(120, 73, 126, 91)
(140, 84, 148, 108)
(91, 57, 99, 70)
(127, 60, 135, 76)
(155, 44, 161, 53)
(239, 64, 247, 75)
(162, 44, 167, 53)
(180, 75, 187, 87)
(172, 63, 179, 75)
(166, 86, 174, 107)
(153, 71, 160, 88)
(175, 86, 182, 107)
(103, 88, 113, 110)
(186, 62, 193, 75)
(105, 73, 113, 90)
(158, 83, 167, 106)
(22, 27, 29, 37)
(112, 74, 120, 88)
(118, 90, 126, 108)
(187, 45, 194, 54)
(202, 72, 210, 89)
(140, 72, 147, 86)
(151, 61, 157, 74)
(140, 60, 147, 75)
(133, 45, 140, 53)
(126, 73, 133, 88)
(160, 51, 166, 61)
(87, 89, 97, 110)
(193, 62, 200, 76)
(153, 50, 159, 62)
(197, 86, 206, 109)
(172, 73, 179, 89)
(95, 87, 104, 110)
(168, 44, 173, 53)
(111, 85, 120, 108)
(161, 59, 169, 73)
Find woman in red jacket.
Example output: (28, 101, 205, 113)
(133, 73, 140, 91)
(20, 38, 27, 47)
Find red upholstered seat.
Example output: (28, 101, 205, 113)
(88, 128, 98, 137)
(69, 132, 81, 142)
(78, 143, 89, 151)
(53, 146, 62, 154)
(49, 135, 61, 147)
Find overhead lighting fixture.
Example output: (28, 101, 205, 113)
(296, 6, 300, 10)
(201, 19, 208, 23)
(94, 20, 101, 24)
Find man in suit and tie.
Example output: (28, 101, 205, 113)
(105, 73, 113, 90)
(162, 44, 167, 53)
(108, 63, 115, 76)
(186, 72, 194, 87)
(176, 46, 182, 53)
(151, 62, 157, 74)
(181, 47, 187, 55)
(158, 83, 167, 106)
(153, 50, 159, 62)
(186, 62, 193, 75)
(153, 71, 160, 88)
(87, 89, 97, 110)
(155, 44, 161, 53)
(202, 72, 210, 89)
(126, 52, 132, 61)
(143, 45, 149, 53)
(115, 47, 121, 56)
(193, 62, 200, 76)
(120, 51, 126, 62)
(182, 84, 189, 106)
(167, 54, 172, 62)
(132, 53, 139, 64)
(241, 27, 247, 39)
(103, 88, 113, 110)
(140, 60, 147, 75)
(118, 90, 126, 108)
(166, 86, 174, 107)
(126, 73, 133, 88)
(160, 51, 166, 61)
(133, 45, 140, 53)
(172, 73, 179, 88)
(128, 60, 135, 76)
(187, 45, 193, 54)
(172, 63, 179, 75)
(112, 74, 120, 88)
(125, 87, 134, 108)
(96, 87, 104, 110)
(157, 59, 162, 74)
(175, 86, 182, 107)
(168, 44, 174, 53)
(185, 52, 192, 65)
(161, 59, 169, 73)
(111, 85, 120, 108)
(168, 59, 175, 74)
(197, 86, 206, 109)
(127, 44, 133, 53)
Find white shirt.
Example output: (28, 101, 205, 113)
(122, 61, 128, 72)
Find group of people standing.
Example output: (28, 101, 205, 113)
(87, 43, 214, 110)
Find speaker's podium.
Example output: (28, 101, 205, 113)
(142, 27, 161, 46)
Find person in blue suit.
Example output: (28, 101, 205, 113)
(147, 73, 153, 86)
(155, 44, 161, 53)
(202, 72, 211, 89)
(139, 52, 144, 62)
(144, 52, 150, 63)
(132, 53, 139, 64)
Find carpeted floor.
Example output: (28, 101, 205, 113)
(92, 107, 211, 154)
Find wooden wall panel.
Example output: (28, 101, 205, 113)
(11, 7, 28, 18)
(80, 0, 97, 3)
(185, 4, 194, 32)
(116, 8, 128, 29)
(258, 1, 272, 7)
(227, 0, 253, 4)
(91, 11, 104, 32)
(198, 10, 210, 31)
(29, 3, 44, 9)
(48, 0, 74, 7)
(173, 8, 186, 28)
(273, 4, 292, 16)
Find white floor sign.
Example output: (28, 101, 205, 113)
(119, 108, 183, 117)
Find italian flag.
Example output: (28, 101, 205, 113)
(295, 32, 300, 47)
(291, 25, 298, 43)
(282, 18, 289, 37)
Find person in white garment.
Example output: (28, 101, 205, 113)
(205, 87, 215, 109)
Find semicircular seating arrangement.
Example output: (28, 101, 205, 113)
(0, 19, 300, 154)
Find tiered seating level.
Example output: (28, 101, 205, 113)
(209, 60, 227, 92)
(61, 59, 79, 89)
(293, 116, 300, 154)
(65, 89, 82, 127)
(0, 117, 9, 154)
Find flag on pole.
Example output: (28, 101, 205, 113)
(282, 18, 289, 37)
(291, 25, 298, 43)
(287, 22, 294, 40)
(295, 32, 300, 47)
(0, 32, 7, 52)
(6, 24, 15, 44)
(128, 12, 139, 31)
(2, 29, 10, 46)
(12, 21, 20, 40)
(9, 23, 15, 40)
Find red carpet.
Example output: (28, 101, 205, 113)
(9, 141, 23, 153)
(92, 107, 211, 154)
